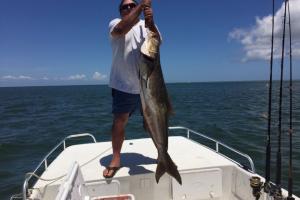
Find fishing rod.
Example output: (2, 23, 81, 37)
(264, 0, 275, 193)
(250, 1, 276, 197)
(275, 0, 288, 198)
(286, 0, 294, 199)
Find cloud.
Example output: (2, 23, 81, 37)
(1, 73, 108, 82)
(67, 74, 86, 80)
(2, 75, 33, 80)
(42, 77, 49, 80)
(229, 0, 300, 61)
(92, 72, 107, 80)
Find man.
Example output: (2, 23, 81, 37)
(103, 0, 160, 178)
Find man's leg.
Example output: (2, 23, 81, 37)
(103, 113, 129, 177)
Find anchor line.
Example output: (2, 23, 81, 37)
(287, 0, 294, 198)
(275, 0, 288, 189)
(265, 0, 275, 188)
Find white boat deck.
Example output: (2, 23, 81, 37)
(34, 136, 234, 187)
(28, 135, 299, 200)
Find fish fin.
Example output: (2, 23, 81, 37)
(141, 54, 156, 76)
(141, 77, 147, 88)
(142, 53, 155, 62)
(143, 117, 150, 133)
(146, 77, 150, 88)
(156, 153, 182, 185)
(155, 161, 166, 183)
(167, 95, 175, 116)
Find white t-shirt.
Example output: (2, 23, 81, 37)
(108, 19, 151, 94)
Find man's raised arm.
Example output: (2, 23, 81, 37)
(111, 0, 151, 38)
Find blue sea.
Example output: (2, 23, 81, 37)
(0, 81, 299, 199)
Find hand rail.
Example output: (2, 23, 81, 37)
(168, 126, 256, 173)
(22, 133, 96, 200)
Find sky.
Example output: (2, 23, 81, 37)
(0, 0, 299, 87)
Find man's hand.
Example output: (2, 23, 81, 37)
(141, 0, 153, 28)
(144, 6, 154, 28)
(143, 5, 159, 41)
(111, 0, 148, 38)
(141, 0, 151, 8)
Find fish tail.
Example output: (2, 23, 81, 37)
(155, 153, 182, 185)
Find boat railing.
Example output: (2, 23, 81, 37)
(168, 126, 255, 173)
(20, 133, 97, 200)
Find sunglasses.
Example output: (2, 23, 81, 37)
(120, 3, 136, 12)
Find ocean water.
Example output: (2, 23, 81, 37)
(0, 81, 299, 199)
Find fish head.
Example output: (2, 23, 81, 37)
(139, 31, 161, 81)
(141, 31, 160, 59)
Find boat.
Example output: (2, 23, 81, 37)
(10, 126, 299, 200)
(9, 0, 298, 198)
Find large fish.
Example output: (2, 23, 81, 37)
(139, 31, 182, 185)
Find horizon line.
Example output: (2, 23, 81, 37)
(1, 79, 299, 88)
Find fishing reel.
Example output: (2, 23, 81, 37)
(250, 176, 264, 200)
(273, 188, 282, 200)
(286, 197, 295, 200)
(265, 184, 295, 200)
(250, 177, 284, 200)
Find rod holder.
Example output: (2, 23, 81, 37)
(263, 181, 271, 193)
(274, 186, 283, 200)
(286, 197, 295, 200)
(250, 176, 263, 200)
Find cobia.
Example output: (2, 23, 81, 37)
(139, 31, 182, 185)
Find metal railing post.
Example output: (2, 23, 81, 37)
(23, 179, 28, 200)
(44, 159, 48, 169)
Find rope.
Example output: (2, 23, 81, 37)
(10, 194, 23, 200)
(25, 172, 66, 182)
